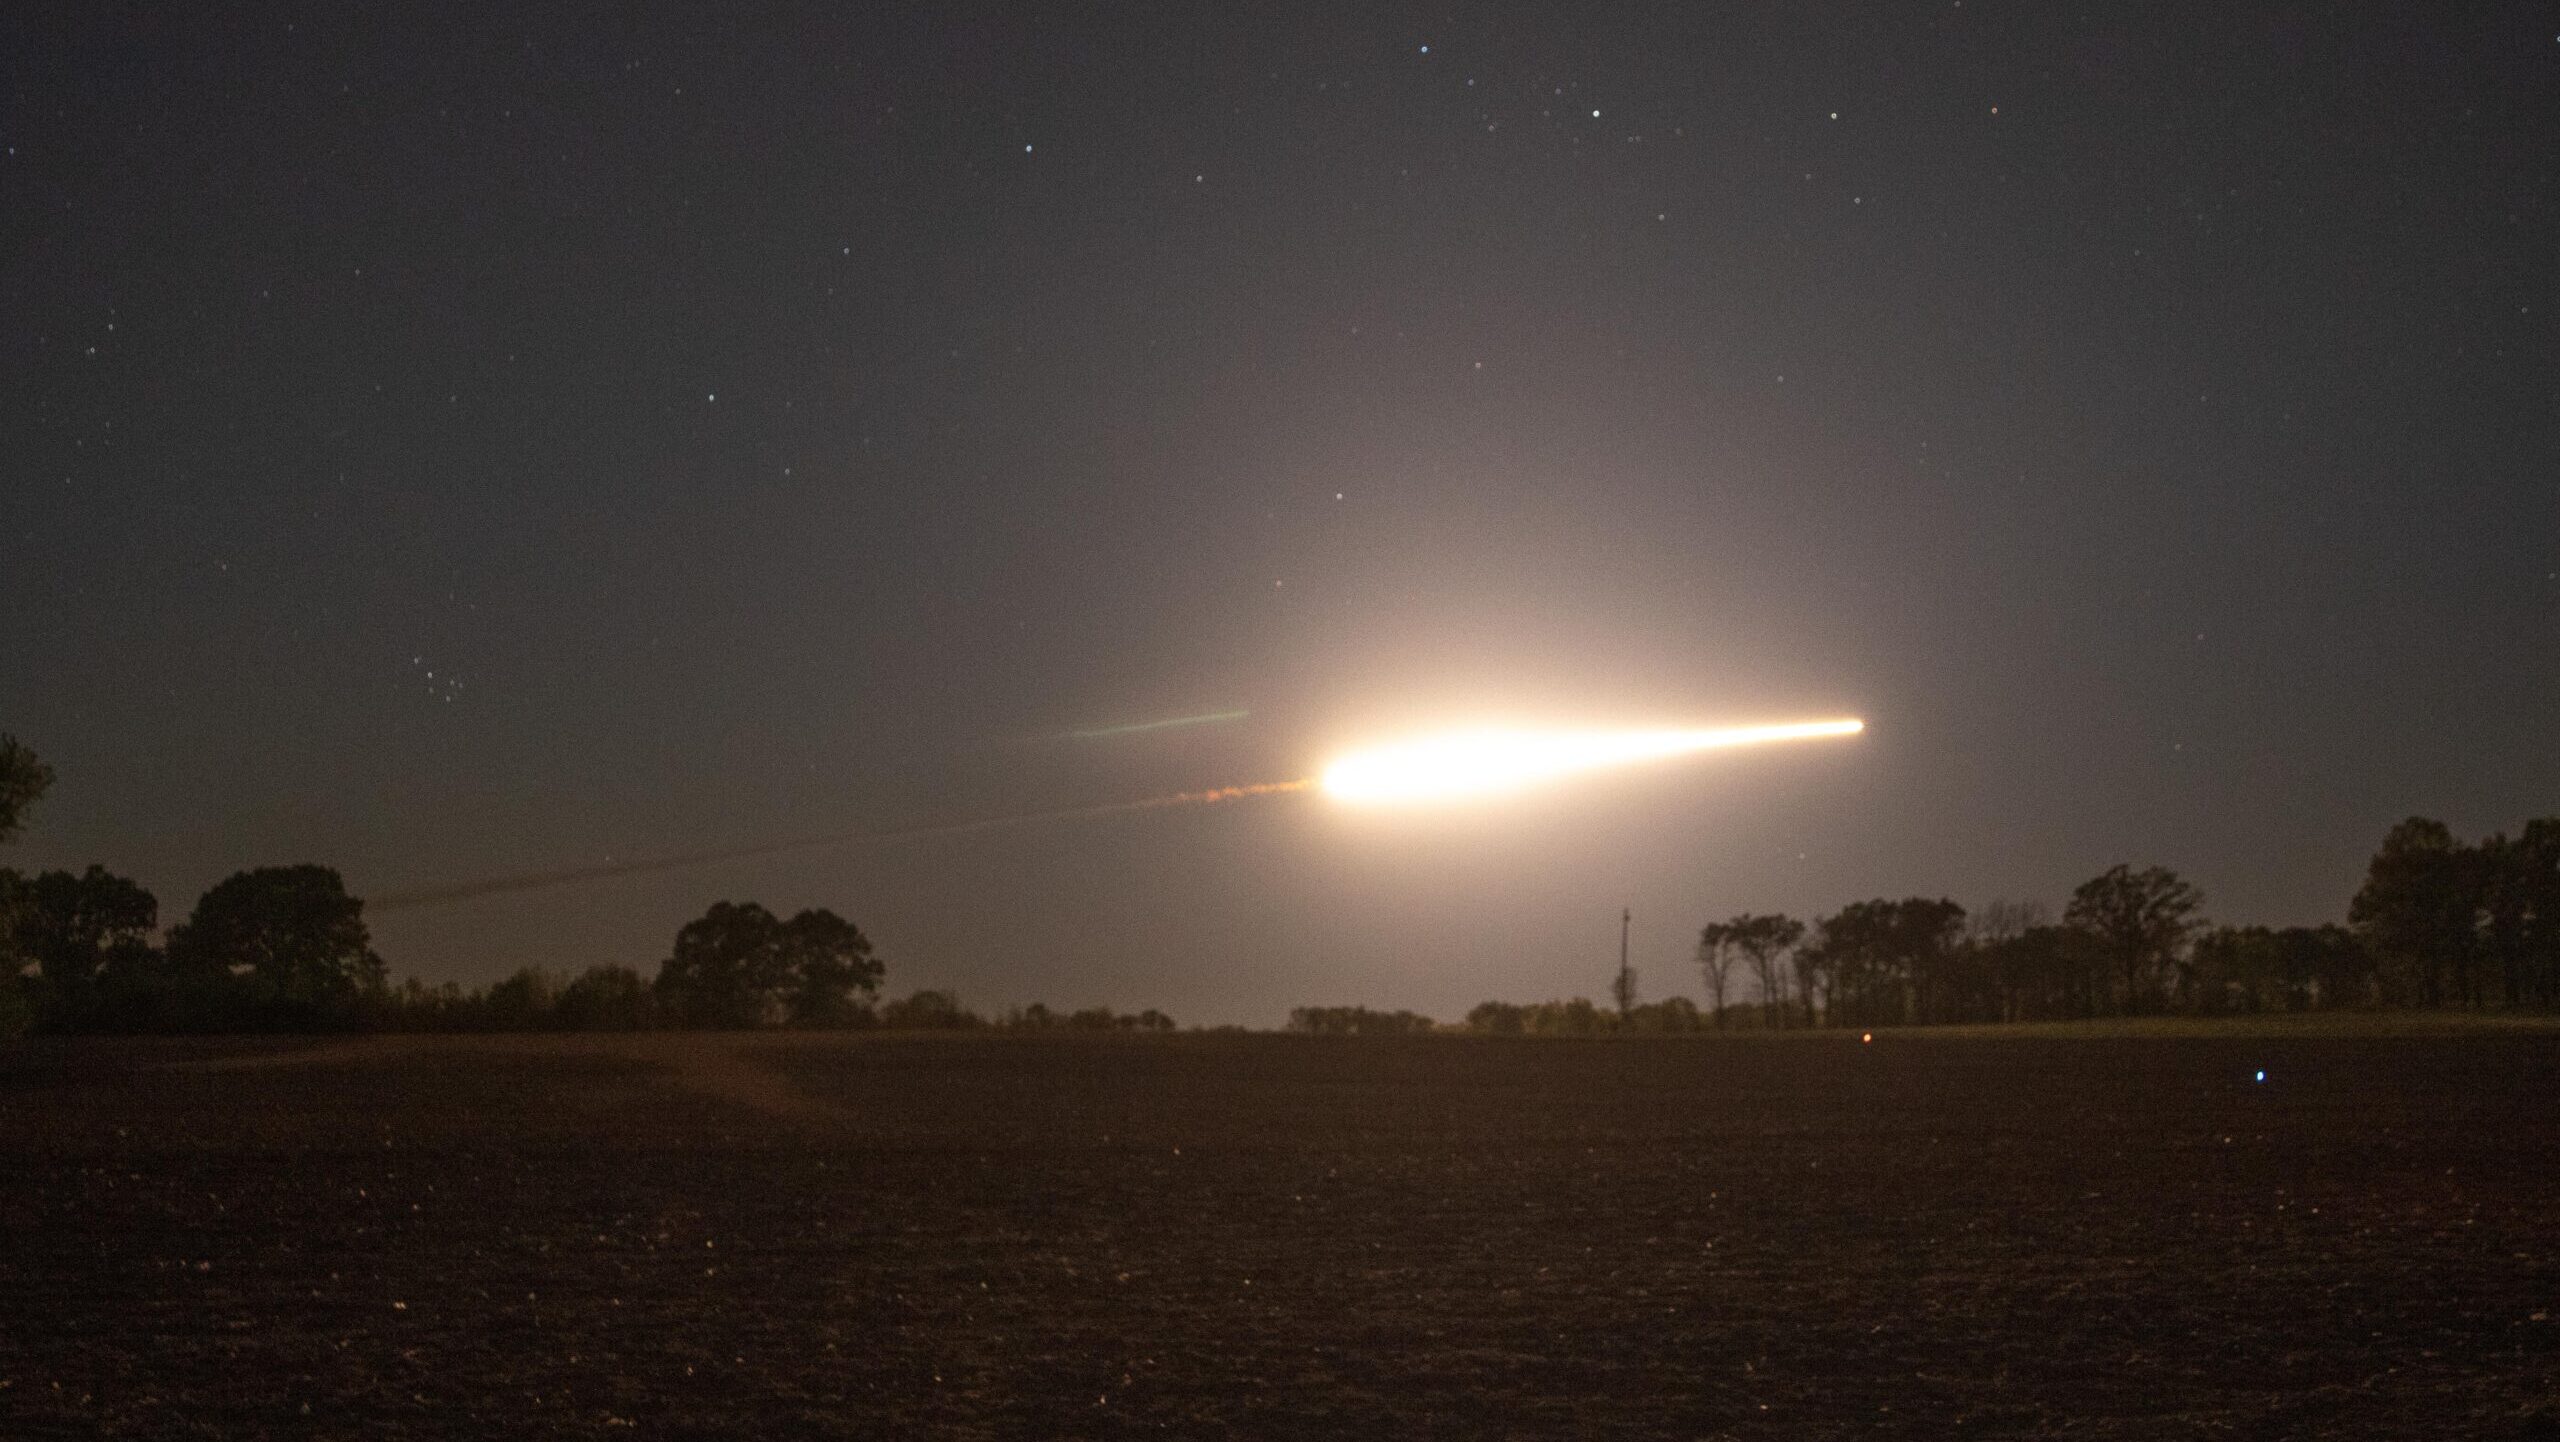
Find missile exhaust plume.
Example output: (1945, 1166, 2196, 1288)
(1318, 717, 1864, 805)
(1061, 709, 1249, 740)
(372, 779, 1312, 913)
(369, 717, 1860, 912)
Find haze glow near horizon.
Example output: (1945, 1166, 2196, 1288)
(1317, 718, 1865, 805)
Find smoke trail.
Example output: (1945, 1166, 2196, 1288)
(370, 779, 1312, 913)
(1059, 709, 1250, 741)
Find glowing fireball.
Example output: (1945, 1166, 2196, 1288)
(1318, 718, 1863, 805)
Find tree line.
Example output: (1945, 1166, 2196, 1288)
(0, 737, 1172, 1036)
(6, 733, 2553, 1035)
(1295, 816, 2560, 1033)
(1679, 816, 2560, 1028)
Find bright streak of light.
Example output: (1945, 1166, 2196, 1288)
(1317, 718, 1864, 805)
(1064, 709, 1250, 740)
(372, 717, 1864, 911)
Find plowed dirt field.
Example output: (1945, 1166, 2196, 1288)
(4, 1029, 2556, 1437)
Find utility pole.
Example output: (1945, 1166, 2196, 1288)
(1612, 906, 1635, 1021)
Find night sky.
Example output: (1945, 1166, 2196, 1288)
(6, 5, 2555, 1023)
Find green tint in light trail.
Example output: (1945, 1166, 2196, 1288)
(1064, 709, 1250, 740)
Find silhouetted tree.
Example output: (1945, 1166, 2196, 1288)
(774, 908, 884, 1026)
(2349, 819, 2479, 1008)
(654, 901, 884, 1028)
(1733, 914, 1806, 1026)
(2518, 819, 2560, 1007)
(0, 737, 52, 1038)
(1695, 923, 1740, 1024)
(2478, 819, 2560, 1009)
(167, 866, 381, 1028)
(554, 965, 656, 1030)
(379, 976, 474, 1032)
(1965, 900, 2050, 1021)
(0, 951, 26, 1038)
(1974, 924, 2086, 1021)
(2292, 923, 2376, 1010)
(1791, 943, 1829, 1027)
(1894, 897, 1971, 1024)
(0, 872, 25, 1039)
(1804, 898, 1966, 1026)
(2180, 923, 2364, 1015)
(655, 902, 790, 1027)
(10, 866, 157, 1030)
(480, 967, 560, 1030)
(2065, 865, 2203, 1014)
(2291, 927, 2340, 1011)
(0, 736, 52, 845)
(1968, 899, 2049, 944)
(2184, 926, 2269, 1014)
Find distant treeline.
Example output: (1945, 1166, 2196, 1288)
(0, 733, 1184, 1036)
(0, 860, 1174, 1037)
(1297, 816, 2560, 1033)
(1284, 1005, 1438, 1036)
(378, 973, 1174, 1036)
(4, 734, 2556, 1036)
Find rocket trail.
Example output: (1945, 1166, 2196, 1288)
(1059, 709, 1250, 740)
(371, 779, 1313, 913)
(370, 716, 1860, 912)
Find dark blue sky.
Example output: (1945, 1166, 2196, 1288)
(5, 4, 2554, 1022)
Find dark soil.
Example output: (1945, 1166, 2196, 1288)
(3, 1030, 2557, 1438)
